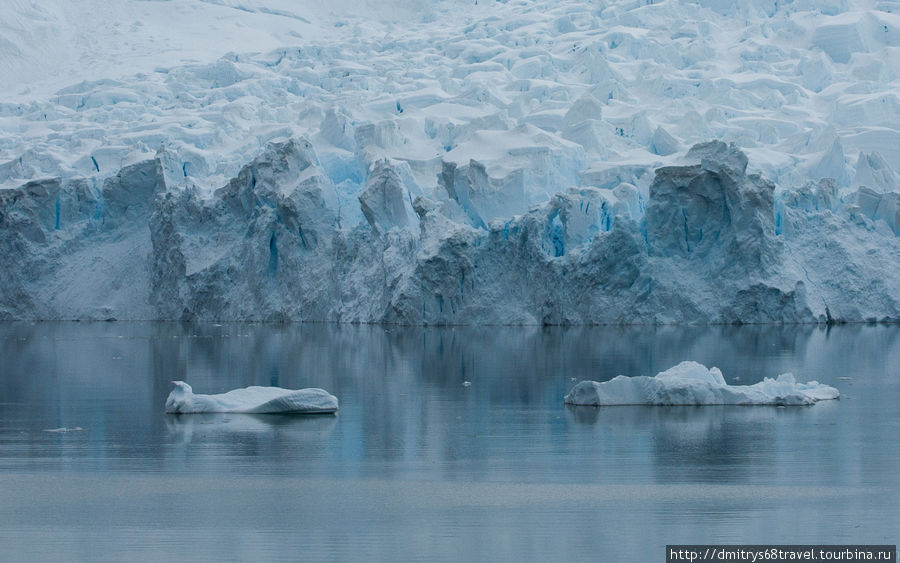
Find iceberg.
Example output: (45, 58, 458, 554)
(563, 361, 839, 407)
(165, 381, 339, 414)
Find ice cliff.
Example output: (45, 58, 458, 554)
(1, 139, 896, 324)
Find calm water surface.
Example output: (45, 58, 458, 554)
(0, 322, 898, 561)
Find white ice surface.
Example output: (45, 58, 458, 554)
(564, 361, 840, 406)
(165, 381, 339, 414)
(4, 0, 900, 194)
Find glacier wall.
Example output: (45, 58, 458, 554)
(1, 139, 896, 324)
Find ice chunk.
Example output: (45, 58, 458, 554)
(165, 381, 339, 414)
(650, 126, 679, 157)
(845, 186, 900, 234)
(359, 159, 416, 235)
(354, 120, 402, 152)
(579, 165, 653, 192)
(779, 178, 838, 214)
(439, 159, 526, 229)
(685, 140, 748, 176)
(319, 107, 355, 151)
(852, 152, 898, 193)
(810, 138, 851, 186)
(797, 53, 832, 93)
(563, 95, 603, 129)
(564, 361, 840, 406)
(813, 18, 866, 63)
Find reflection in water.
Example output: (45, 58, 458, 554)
(165, 413, 338, 467)
(0, 322, 897, 560)
(166, 413, 337, 441)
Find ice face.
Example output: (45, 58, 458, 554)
(563, 361, 840, 406)
(1, 1, 899, 324)
(2, 139, 898, 324)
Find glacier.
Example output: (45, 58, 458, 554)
(1, 138, 896, 323)
(165, 381, 339, 414)
(0, 0, 898, 324)
(563, 361, 840, 406)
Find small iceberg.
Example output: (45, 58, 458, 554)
(43, 427, 83, 433)
(564, 361, 839, 406)
(165, 381, 339, 414)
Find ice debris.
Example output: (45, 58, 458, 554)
(563, 361, 839, 407)
(165, 381, 339, 414)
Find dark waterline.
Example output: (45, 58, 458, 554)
(0, 322, 897, 561)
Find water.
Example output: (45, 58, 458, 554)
(0, 322, 897, 561)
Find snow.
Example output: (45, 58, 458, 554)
(0, 0, 899, 324)
(563, 361, 840, 406)
(165, 381, 339, 414)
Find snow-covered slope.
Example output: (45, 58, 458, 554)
(0, 0, 898, 323)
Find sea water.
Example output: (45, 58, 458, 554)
(0, 322, 897, 561)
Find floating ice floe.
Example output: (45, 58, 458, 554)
(165, 381, 339, 414)
(43, 427, 83, 433)
(564, 361, 839, 407)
